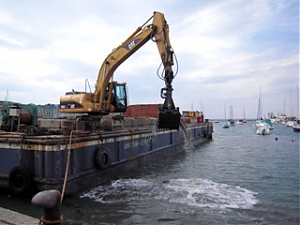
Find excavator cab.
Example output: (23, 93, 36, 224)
(107, 80, 180, 129)
(107, 82, 127, 113)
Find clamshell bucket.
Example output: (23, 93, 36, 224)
(158, 107, 181, 130)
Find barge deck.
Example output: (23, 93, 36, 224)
(0, 106, 213, 196)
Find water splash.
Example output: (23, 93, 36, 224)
(162, 178, 258, 209)
(80, 178, 153, 203)
(179, 121, 195, 151)
(81, 178, 258, 210)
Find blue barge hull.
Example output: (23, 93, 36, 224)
(0, 118, 213, 195)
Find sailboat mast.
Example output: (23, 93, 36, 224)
(224, 103, 227, 120)
(257, 86, 262, 120)
(297, 85, 299, 118)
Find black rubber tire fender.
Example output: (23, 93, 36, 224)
(9, 166, 32, 195)
(94, 147, 112, 170)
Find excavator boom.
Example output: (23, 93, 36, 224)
(60, 11, 180, 129)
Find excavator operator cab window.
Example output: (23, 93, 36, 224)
(112, 83, 127, 112)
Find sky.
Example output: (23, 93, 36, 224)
(0, 0, 299, 119)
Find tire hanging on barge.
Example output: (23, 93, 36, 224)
(8, 166, 32, 195)
(94, 147, 112, 170)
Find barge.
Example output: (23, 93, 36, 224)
(0, 12, 214, 197)
(0, 103, 213, 196)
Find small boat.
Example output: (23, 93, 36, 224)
(264, 118, 274, 130)
(293, 119, 300, 132)
(236, 119, 244, 125)
(237, 107, 246, 125)
(255, 119, 264, 128)
(286, 121, 295, 127)
(256, 122, 270, 135)
(223, 123, 229, 128)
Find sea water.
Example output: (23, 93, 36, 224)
(0, 122, 299, 224)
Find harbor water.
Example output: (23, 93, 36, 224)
(0, 121, 299, 224)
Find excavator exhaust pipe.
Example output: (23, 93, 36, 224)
(158, 107, 181, 130)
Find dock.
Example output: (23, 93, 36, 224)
(0, 207, 39, 225)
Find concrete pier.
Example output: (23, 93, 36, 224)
(0, 207, 39, 225)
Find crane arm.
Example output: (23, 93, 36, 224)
(93, 11, 176, 113)
(93, 19, 153, 112)
(59, 11, 180, 129)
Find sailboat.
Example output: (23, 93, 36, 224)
(293, 119, 300, 132)
(255, 86, 263, 126)
(223, 104, 229, 128)
(237, 107, 246, 124)
(229, 105, 235, 126)
(255, 86, 270, 134)
(256, 122, 270, 135)
(293, 85, 300, 132)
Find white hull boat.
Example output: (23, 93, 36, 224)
(256, 123, 270, 135)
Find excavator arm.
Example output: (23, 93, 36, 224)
(60, 11, 180, 129)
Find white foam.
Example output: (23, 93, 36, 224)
(80, 178, 152, 203)
(81, 177, 259, 210)
(111, 178, 152, 188)
(162, 178, 259, 209)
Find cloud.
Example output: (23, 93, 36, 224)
(0, 0, 298, 119)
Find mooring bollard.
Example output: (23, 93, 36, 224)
(31, 190, 62, 225)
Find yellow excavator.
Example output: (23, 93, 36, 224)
(59, 11, 180, 130)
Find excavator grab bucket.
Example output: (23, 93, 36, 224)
(158, 107, 181, 130)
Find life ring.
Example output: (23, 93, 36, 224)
(9, 166, 32, 195)
(94, 147, 112, 170)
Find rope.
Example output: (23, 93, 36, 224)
(61, 130, 74, 203)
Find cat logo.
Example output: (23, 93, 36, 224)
(124, 38, 141, 50)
